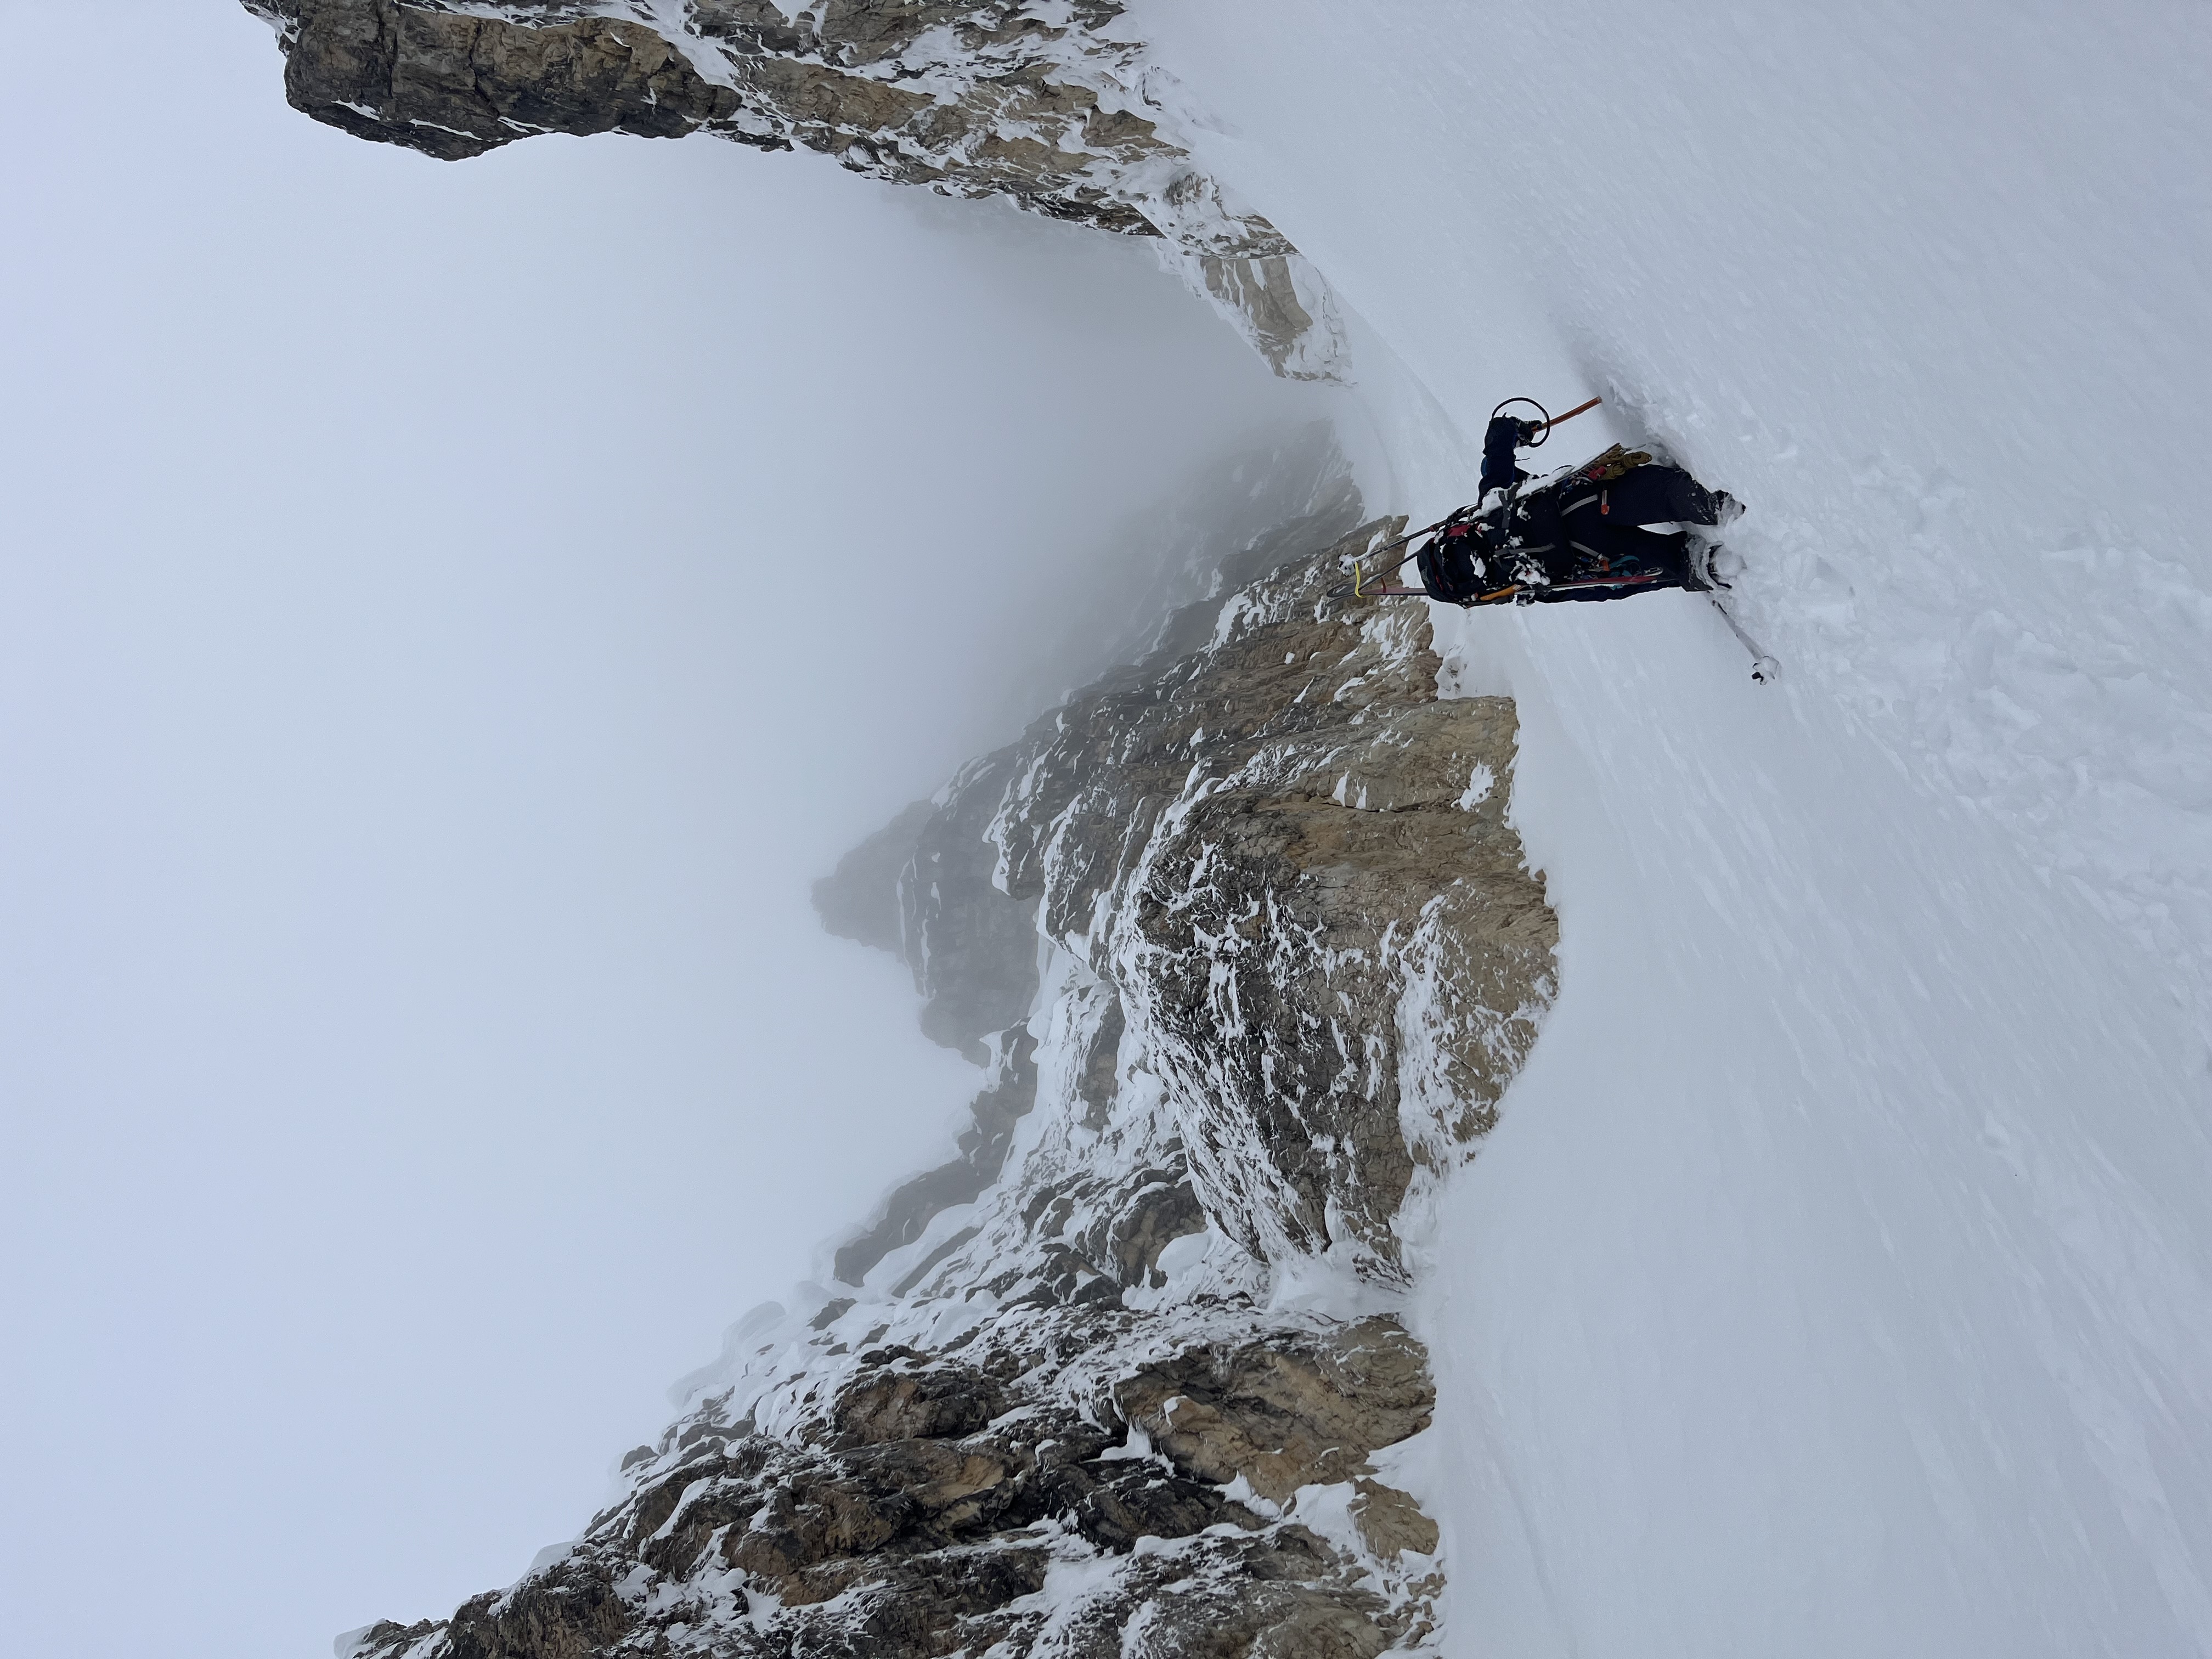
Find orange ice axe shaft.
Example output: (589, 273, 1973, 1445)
(1540, 395, 1602, 432)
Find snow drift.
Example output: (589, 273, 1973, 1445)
(1136, 3, 2212, 1654)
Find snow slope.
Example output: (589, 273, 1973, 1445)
(1133, 4, 2212, 1654)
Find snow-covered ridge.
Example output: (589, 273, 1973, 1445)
(336, 505, 1558, 1659)
(1118, 10, 2212, 1654)
(239, 0, 1347, 378)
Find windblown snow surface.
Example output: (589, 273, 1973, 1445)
(1126, 4, 2210, 1656)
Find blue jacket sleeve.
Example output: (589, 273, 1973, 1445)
(1479, 415, 1531, 496)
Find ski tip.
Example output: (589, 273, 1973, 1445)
(1750, 655, 1780, 685)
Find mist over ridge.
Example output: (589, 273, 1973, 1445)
(0, 9, 1343, 1656)
(4, 3, 2204, 1657)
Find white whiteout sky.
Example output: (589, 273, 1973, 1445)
(0, 5, 1332, 1654)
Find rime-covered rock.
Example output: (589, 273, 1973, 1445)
(340, 509, 1555, 1659)
(240, 0, 1348, 377)
(979, 521, 1556, 1273)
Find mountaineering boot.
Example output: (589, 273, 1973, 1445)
(1686, 537, 1739, 591)
(1712, 490, 1746, 527)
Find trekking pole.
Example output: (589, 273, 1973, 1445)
(1707, 594, 1781, 684)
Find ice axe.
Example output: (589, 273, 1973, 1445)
(1498, 393, 1604, 442)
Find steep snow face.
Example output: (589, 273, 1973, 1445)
(1135, 4, 2211, 1656)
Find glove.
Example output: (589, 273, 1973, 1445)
(1479, 414, 1531, 497)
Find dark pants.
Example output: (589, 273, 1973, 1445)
(1579, 465, 1721, 527)
(1539, 464, 1715, 600)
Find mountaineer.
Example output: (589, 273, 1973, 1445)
(1416, 410, 1743, 606)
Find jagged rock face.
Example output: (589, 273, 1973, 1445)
(259, 0, 746, 158)
(977, 521, 1557, 1273)
(343, 510, 1555, 1659)
(240, 0, 1345, 376)
(810, 776, 1042, 1067)
(903, 750, 1045, 1060)
(812, 798, 932, 959)
(829, 1028, 1038, 1288)
(352, 1308, 1434, 1659)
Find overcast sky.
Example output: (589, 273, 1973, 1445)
(0, 5, 1335, 1654)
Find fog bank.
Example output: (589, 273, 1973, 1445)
(0, 6, 1340, 1656)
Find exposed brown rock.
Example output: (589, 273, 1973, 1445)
(1350, 1477, 1441, 1560)
(1104, 1173, 1205, 1286)
(337, 493, 1557, 1659)
(1115, 1316, 1435, 1504)
(240, 0, 1348, 375)
(982, 520, 1556, 1270)
(272, 0, 755, 161)
(822, 1352, 1006, 1448)
(349, 1305, 1419, 1658)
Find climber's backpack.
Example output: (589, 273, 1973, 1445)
(1415, 523, 1492, 603)
(1571, 444, 1654, 484)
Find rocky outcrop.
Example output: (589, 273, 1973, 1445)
(349, 1308, 1437, 1659)
(982, 522, 1555, 1274)
(902, 749, 1043, 1061)
(829, 1025, 1037, 1287)
(812, 798, 932, 959)
(240, 0, 1347, 377)
(347, 1302, 1443, 1659)
(341, 509, 1556, 1659)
